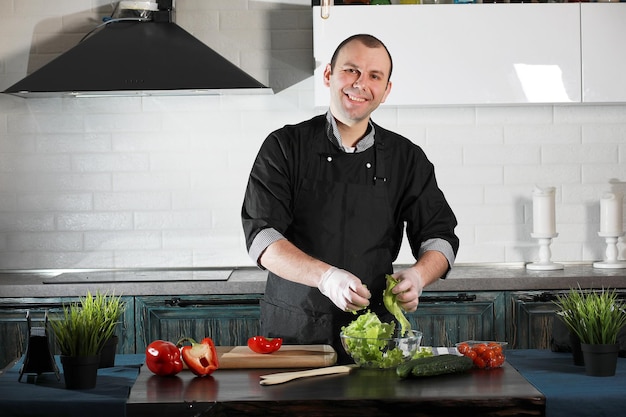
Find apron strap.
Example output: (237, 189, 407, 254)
(373, 139, 386, 185)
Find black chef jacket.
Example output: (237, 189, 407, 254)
(241, 114, 458, 362)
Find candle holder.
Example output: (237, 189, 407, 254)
(527, 233, 564, 270)
(593, 232, 626, 269)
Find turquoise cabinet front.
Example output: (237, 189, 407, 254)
(0, 296, 135, 369)
(135, 294, 262, 351)
(407, 291, 506, 347)
(507, 290, 626, 349)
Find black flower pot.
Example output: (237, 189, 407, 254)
(60, 355, 100, 389)
(569, 332, 584, 366)
(99, 335, 119, 368)
(580, 343, 619, 377)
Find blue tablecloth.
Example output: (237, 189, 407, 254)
(0, 354, 144, 417)
(507, 349, 626, 417)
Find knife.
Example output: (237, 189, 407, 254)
(259, 365, 354, 385)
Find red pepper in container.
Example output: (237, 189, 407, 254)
(177, 337, 219, 377)
(145, 340, 184, 376)
(247, 336, 283, 354)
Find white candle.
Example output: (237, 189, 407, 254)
(532, 186, 556, 236)
(600, 192, 623, 235)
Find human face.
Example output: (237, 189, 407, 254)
(323, 40, 392, 128)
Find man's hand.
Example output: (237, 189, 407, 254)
(318, 267, 371, 311)
(392, 251, 449, 312)
(391, 268, 424, 313)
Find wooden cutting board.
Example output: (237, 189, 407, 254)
(214, 345, 337, 369)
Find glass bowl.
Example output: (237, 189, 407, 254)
(455, 340, 508, 369)
(340, 329, 423, 369)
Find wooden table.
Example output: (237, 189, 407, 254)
(127, 361, 545, 417)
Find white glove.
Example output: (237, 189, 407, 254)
(391, 268, 424, 312)
(318, 267, 360, 311)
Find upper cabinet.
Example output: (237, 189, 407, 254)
(314, 4, 625, 107)
(581, 3, 626, 103)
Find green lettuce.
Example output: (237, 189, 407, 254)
(412, 346, 434, 359)
(342, 310, 395, 339)
(383, 274, 412, 336)
(341, 311, 403, 368)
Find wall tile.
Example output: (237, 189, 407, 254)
(93, 191, 171, 211)
(56, 212, 133, 231)
(0, 0, 624, 270)
(8, 232, 82, 251)
(18, 192, 92, 212)
(84, 231, 162, 251)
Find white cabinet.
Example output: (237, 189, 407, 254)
(581, 3, 626, 103)
(314, 4, 582, 107)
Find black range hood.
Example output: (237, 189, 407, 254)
(4, 3, 271, 98)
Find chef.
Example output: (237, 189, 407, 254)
(241, 34, 459, 363)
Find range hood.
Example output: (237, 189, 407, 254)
(4, 1, 272, 98)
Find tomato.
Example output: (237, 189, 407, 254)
(483, 349, 496, 361)
(456, 342, 471, 355)
(473, 356, 486, 369)
(473, 343, 488, 356)
(492, 353, 505, 367)
(488, 342, 503, 354)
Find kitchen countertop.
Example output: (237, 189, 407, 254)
(0, 263, 625, 298)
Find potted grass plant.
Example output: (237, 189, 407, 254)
(93, 291, 125, 368)
(555, 287, 626, 377)
(49, 291, 124, 389)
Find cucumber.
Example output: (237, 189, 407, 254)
(396, 359, 417, 378)
(396, 354, 473, 378)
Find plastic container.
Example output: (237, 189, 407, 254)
(455, 340, 508, 369)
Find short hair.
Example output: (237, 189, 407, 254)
(329, 34, 393, 82)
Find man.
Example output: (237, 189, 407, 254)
(242, 34, 458, 362)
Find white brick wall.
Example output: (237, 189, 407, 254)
(0, 0, 624, 270)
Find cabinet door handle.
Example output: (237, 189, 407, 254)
(0, 302, 67, 309)
(526, 291, 626, 303)
(164, 297, 260, 307)
(419, 293, 477, 303)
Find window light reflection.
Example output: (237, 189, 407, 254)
(514, 64, 570, 103)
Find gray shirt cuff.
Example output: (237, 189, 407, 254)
(249, 228, 285, 269)
(418, 238, 456, 277)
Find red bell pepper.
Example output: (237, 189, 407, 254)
(177, 337, 219, 377)
(145, 340, 184, 376)
(247, 336, 283, 354)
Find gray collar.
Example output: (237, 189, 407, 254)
(325, 110, 376, 153)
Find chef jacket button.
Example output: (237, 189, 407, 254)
(366, 163, 372, 169)
(327, 156, 332, 162)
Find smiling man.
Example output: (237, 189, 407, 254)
(325, 35, 392, 148)
(241, 34, 459, 363)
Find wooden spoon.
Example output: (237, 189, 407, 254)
(259, 365, 354, 385)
